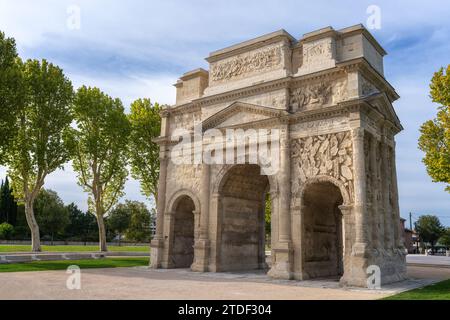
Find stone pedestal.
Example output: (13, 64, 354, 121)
(149, 238, 164, 268)
(268, 241, 293, 279)
(191, 239, 210, 272)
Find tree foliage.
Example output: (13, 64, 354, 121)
(4, 59, 74, 251)
(124, 200, 151, 242)
(65, 203, 98, 242)
(0, 177, 18, 225)
(0, 31, 24, 162)
(108, 203, 131, 244)
(439, 227, 450, 249)
(34, 189, 69, 243)
(128, 99, 161, 202)
(0, 222, 14, 240)
(70, 86, 131, 251)
(415, 215, 445, 252)
(418, 65, 450, 192)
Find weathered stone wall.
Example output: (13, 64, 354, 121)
(152, 25, 405, 288)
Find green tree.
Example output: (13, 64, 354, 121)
(128, 99, 161, 202)
(107, 203, 131, 245)
(0, 177, 18, 225)
(0, 222, 14, 240)
(418, 65, 450, 192)
(438, 227, 450, 250)
(34, 189, 69, 244)
(12, 204, 29, 240)
(65, 203, 98, 243)
(0, 31, 24, 163)
(4, 59, 74, 252)
(415, 215, 445, 254)
(70, 86, 131, 252)
(124, 200, 151, 242)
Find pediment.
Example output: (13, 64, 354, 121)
(365, 92, 403, 131)
(201, 102, 283, 131)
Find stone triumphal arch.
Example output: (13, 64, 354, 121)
(150, 25, 407, 287)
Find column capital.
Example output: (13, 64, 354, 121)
(338, 204, 353, 215)
(352, 127, 365, 140)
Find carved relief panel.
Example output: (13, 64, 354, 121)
(210, 45, 283, 83)
(291, 131, 354, 199)
(289, 77, 348, 112)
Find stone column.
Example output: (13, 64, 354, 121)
(268, 124, 293, 279)
(352, 128, 369, 249)
(369, 134, 380, 250)
(192, 164, 210, 272)
(150, 107, 170, 269)
(390, 144, 404, 250)
(338, 204, 353, 285)
(343, 127, 370, 287)
(150, 157, 168, 268)
(381, 136, 393, 250)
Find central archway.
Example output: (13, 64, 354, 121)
(217, 164, 270, 272)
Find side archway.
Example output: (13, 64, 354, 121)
(166, 189, 201, 268)
(293, 175, 351, 280)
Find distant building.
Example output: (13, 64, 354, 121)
(400, 218, 415, 253)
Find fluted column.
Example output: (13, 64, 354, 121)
(369, 134, 380, 249)
(381, 137, 393, 249)
(150, 107, 170, 269)
(351, 128, 369, 250)
(192, 164, 211, 272)
(279, 125, 292, 243)
(154, 158, 168, 240)
(268, 124, 292, 279)
(390, 144, 404, 250)
(199, 164, 210, 240)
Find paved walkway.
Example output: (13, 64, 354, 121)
(0, 265, 449, 300)
(406, 254, 450, 267)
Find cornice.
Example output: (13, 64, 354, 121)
(166, 58, 399, 117)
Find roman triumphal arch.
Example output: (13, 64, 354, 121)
(150, 25, 407, 287)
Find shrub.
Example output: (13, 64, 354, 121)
(0, 222, 14, 240)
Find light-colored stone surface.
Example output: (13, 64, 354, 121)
(0, 266, 447, 300)
(407, 255, 450, 267)
(151, 24, 405, 287)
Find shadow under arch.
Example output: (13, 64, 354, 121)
(213, 164, 279, 196)
(292, 175, 351, 209)
(166, 188, 201, 214)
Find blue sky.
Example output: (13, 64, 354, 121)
(0, 0, 449, 226)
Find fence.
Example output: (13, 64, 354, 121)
(0, 240, 149, 246)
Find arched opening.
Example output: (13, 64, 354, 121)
(171, 195, 195, 268)
(218, 164, 270, 272)
(302, 181, 344, 279)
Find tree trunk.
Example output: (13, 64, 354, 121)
(96, 213, 107, 252)
(24, 200, 41, 252)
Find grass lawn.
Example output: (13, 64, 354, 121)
(0, 257, 149, 272)
(0, 244, 149, 253)
(383, 279, 450, 300)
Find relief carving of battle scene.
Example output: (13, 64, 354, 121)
(291, 131, 354, 199)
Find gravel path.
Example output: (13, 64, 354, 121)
(0, 265, 449, 300)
